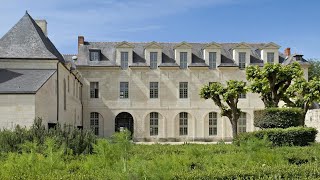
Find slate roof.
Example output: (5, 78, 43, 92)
(77, 42, 284, 67)
(0, 12, 64, 62)
(0, 69, 56, 93)
(282, 54, 309, 66)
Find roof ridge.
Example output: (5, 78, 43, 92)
(86, 41, 267, 44)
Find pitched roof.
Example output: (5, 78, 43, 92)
(77, 42, 284, 67)
(0, 69, 56, 93)
(0, 12, 64, 62)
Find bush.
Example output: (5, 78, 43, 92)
(234, 127, 317, 146)
(254, 108, 304, 129)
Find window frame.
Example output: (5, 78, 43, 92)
(149, 82, 159, 99)
(120, 82, 129, 99)
(209, 52, 217, 69)
(150, 52, 158, 69)
(90, 112, 99, 136)
(121, 52, 129, 70)
(89, 50, 101, 61)
(90, 82, 99, 99)
(209, 112, 218, 136)
(239, 52, 246, 70)
(267, 52, 275, 64)
(179, 112, 188, 136)
(179, 82, 188, 99)
(180, 52, 188, 69)
(238, 112, 247, 133)
(150, 112, 159, 136)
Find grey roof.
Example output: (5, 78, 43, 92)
(77, 42, 286, 67)
(0, 12, 64, 62)
(0, 69, 56, 93)
(282, 54, 309, 65)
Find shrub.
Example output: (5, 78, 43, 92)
(234, 127, 317, 146)
(254, 108, 304, 129)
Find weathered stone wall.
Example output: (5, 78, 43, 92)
(305, 109, 320, 142)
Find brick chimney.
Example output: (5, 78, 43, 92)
(35, 20, 48, 36)
(78, 36, 84, 49)
(284, 47, 291, 58)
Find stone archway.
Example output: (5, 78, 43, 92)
(115, 112, 134, 134)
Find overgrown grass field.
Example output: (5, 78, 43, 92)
(1, 136, 320, 179)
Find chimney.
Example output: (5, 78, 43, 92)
(78, 36, 84, 49)
(284, 47, 291, 58)
(35, 20, 48, 36)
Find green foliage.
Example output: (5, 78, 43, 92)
(0, 118, 96, 154)
(308, 59, 320, 80)
(254, 108, 304, 129)
(200, 80, 246, 137)
(234, 127, 317, 146)
(246, 62, 303, 107)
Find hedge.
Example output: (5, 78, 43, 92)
(234, 127, 317, 146)
(254, 108, 304, 129)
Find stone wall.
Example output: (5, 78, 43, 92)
(305, 109, 320, 142)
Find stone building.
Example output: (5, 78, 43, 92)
(0, 12, 82, 129)
(0, 12, 310, 141)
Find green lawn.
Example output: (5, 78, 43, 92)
(1, 137, 320, 179)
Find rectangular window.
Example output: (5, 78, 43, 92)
(90, 50, 100, 61)
(121, 52, 129, 69)
(209, 52, 217, 69)
(239, 52, 246, 70)
(238, 112, 246, 133)
(179, 112, 188, 135)
(267, 52, 274, 64)
(90, 82, 99, 98)
(209, 112, 217, 136)
(239, 93, 246, 99)
(150, 112, 159, 136)
(120, 82, 129, 99)
(150, 52, 158, 69)
(179, 82, 188, 99)
(180, 52, 188, 69)
(90, 112, 99, 136)
(150, 82, 159, 99)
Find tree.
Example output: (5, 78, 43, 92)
(200, 80, 246, 138)
(246, 62, 303, 108)
(284, 77, 320, 124)
(308, 59, 320, 80)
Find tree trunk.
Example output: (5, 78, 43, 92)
(231, 120, 238, 139)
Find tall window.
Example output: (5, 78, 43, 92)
(120, 82, 129, 99)
(90, 82, 99, 98)
(209, 112, 217, 136)
(239, 52, 246, 70)
(180, 52, 188, 69)
(179, 112, 188, 135)
(209, 52, 217, 69)
(239, 93, 246, 99)
(179, 82, 188, 99)
(150, 52, 158, 69)
(90, 112, 99, 135)
(121, 52, 129, 69)
(150, 112, 159, 136)
(150, 82, 159, 99)
(238, 112, 247, 133)
(67, 76, 70, 92)
(267, 52, 274, 64)
(90, 50, 100, 61)
(63, 79, 66, 110)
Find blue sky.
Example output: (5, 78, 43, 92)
(0, 0, 319, 58)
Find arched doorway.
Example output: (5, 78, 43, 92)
(115, 112, 134, 134)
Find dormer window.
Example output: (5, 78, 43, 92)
(150, 52, 158, 69)
(295, 55, 302, 61)
(239, 52, 246, 70)
(121, 52, 129, 69)
(180, 52, 188, 69)
(209, 52, 217, 69)
(90, 50, 100, 61)
(267, 52, 274, 64)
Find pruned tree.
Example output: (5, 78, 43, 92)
(246, 62, 303, 108)
(200, 80, 247, 138)
(284, 77, 320, 124)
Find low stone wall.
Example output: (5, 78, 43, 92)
(305, 109, 320, 142)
